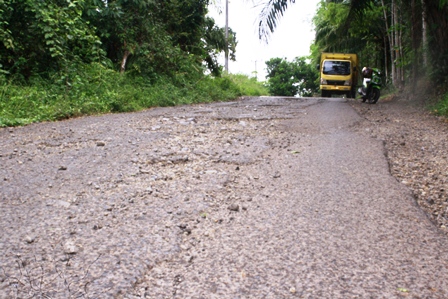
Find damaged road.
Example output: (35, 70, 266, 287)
(1, 97, 448, 298)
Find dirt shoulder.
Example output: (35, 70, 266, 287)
(349, 95, 448, 232)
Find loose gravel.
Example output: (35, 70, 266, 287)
(349, 96, 448, 231)
(1, 96, 447, 298)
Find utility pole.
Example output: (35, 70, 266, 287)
(225, 0, 229, 73)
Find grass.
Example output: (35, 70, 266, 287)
(227, 74, 269, 97)
(432, 92, 448, 117)
(0, 65, 268, 127)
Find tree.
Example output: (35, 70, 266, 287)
(257, 0, 448, 92)
(257, 0, 302, 42)
(265, 57, 318, 96)
(83, 0, 237, 78)
(0, 0, 237, 83)
(85, 0, 189, 76)
(0, 0, 103, 79)
(203, 17, 237, 76)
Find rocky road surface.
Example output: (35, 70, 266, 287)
(349, 96, 448, 231)
(1, 96, 447, 298)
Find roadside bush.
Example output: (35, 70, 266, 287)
(228, 74, 269, 96)
(433, 92, 448, 117)
(0, 64, 270, 127)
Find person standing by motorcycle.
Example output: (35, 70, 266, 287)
(359, 67, 382, 103)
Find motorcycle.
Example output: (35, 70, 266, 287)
(358, 69, 381, 104)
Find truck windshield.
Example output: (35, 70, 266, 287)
(323, 61, 351, 75)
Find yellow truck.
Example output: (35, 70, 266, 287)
(318, 53, 359, 98)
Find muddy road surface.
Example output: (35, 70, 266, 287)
(1, 97, 448, 298)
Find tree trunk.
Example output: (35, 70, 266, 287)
(120, 50, 131, 74)
(384, 36, 389, 81)
(398, 12, 404, 85)
(381, 0, 394, 86)
(411, 0, 418, 92)
(421, 0, 428, 68)
(393, 0, 402, 89)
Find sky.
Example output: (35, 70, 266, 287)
(207, 0, 320, 81)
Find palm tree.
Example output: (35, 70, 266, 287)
(256, 0, 295, 42)
(258, 0, 448, 88)
(257, 0, 371, 42)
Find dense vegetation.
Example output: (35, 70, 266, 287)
(0, 70, 268, 127)
(265, 57, 318, 97)
(0, 0, 268, 127)
(2, 0, 448, 126)
(260, 0, 448, 115)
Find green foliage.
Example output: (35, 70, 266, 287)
(81, 0, 236, 78)
(433, 92, 448, 117)
(0, 0, 13, 58)
(203, 17, 237, 76)
(156, 0, 208, 52)
(257, 0, 295, 41)
(0, 0, 271, 129)
(0, 0, 257, 128)
(227, 74, 269, 97)
(425, 0, 448, 84)
(0, 65, 268, 127)
(1, 0, 235, 82)
(0, 0, 104, 79)
(266, 58, 296, 96)
(311, 0, 385, 67)
(259, 0, 448, 94)
(265, 57, 319, 96)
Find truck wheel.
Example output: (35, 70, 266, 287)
(321, 91, 329, 97)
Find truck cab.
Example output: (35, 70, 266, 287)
(318, 53, 358, 98)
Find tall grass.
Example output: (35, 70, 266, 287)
(0, 64, 268, 127)
(227, 74, 269, 97)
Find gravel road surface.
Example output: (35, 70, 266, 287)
(1, 97, 447, 298)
